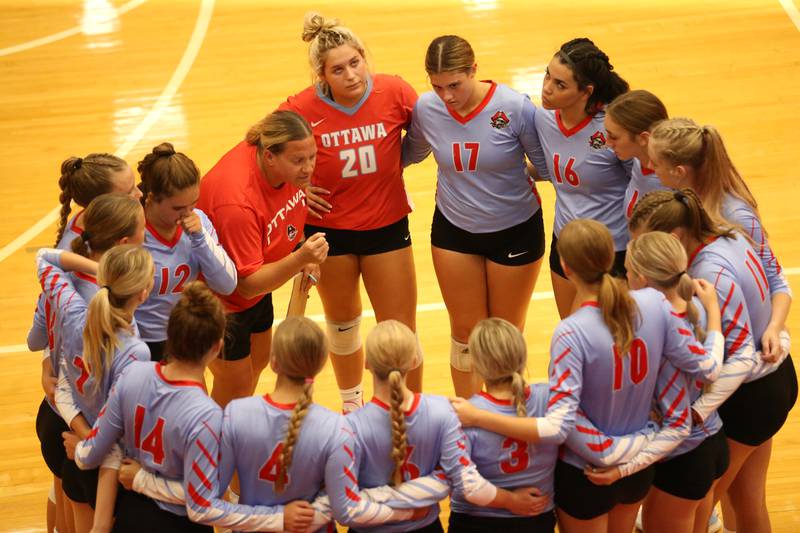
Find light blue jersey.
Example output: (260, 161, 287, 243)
(136, 208, 237, 343)
(624, 159, 665, 220)
(535, 109, 631, 250)
(402, 82, 547, 233)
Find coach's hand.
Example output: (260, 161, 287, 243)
(284, 500, 315, 532)
(118, 458, 143, 490)
(298, 233, 329, 265)
(584, 465, 622, 486)
(305, 185, 332, 219)
(300, 264, 321, 294)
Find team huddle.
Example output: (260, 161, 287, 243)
(31, 11, 796, 533)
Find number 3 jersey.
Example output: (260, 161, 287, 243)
(403, 82, 547, 234)
(450, 383, 558, 518)
(279, 74, 416, 231)
(535, 109, 631, 250)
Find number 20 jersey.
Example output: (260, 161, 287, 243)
(279, 74, 416, 231)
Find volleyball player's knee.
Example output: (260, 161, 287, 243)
(450, 338, 472, 372)
(326, 317, 362, 355)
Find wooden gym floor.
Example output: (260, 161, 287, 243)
(1, 0, 799, 530)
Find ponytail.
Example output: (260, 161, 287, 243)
(630, 189, 735, 245)
(270, 317, 327, 492)
(55, 154, 128, 246)
(676, 272, 706, 342)
(276, 380, 314, 493)
(388, 370, 408, 486)
(137, 142, 200, 202)
(69, 194, 143, 257)
(558, 220, 638, 355)
(83, 245, 153, 391)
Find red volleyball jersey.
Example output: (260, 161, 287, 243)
(198, 141, 307, 313)
(280, 74, 416, 230)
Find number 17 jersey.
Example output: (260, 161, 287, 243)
(280, 74, 416, 231)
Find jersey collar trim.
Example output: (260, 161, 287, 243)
(155, 362, 206, 391)
(146, 221, 183, 248)
(580, 301, 600, 308)
(641, 165, 656, 175)
(477, 386, 531, 406)
(74, 271, 97, 285)
(70, 210, 85, 235)
(688, 236, 720, 267)
(314, 75, 373, 116)
(370, 393, 421, 416)
(446, 81, 497, 125)
(555, 109, 594, 138)
(263, 394, 297, 411)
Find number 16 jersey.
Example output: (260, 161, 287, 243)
(280, 74, 416, 231)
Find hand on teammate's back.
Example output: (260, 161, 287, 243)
(283, 500, 315, 533)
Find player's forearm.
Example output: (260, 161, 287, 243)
(191, 230, 238, 295)
(236, 252, 304, 300)
(471, 408, 541, 443)
(769, 292, 792, 331)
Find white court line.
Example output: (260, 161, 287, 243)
(0, 0, 148, 57)
(3, 267, 799, 357)
(0, 0, 215, 264)
(779, 0, 800, 31)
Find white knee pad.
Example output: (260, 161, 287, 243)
(450, 338, 472, 372)
(326, 317, 362, 355)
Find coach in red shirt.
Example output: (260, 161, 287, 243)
(198, 110, 328, 406)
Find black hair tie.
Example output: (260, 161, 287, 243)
(81, 231, 92, 242)
(74, 158, 83, 170)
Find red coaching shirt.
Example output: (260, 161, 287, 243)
(280, 74, 416, 231)
(198, 141, 307, 313)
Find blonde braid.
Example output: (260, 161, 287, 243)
(388, 370, 408, 486)
(275, 381, 314, 493)
(510, 371, 527, 417)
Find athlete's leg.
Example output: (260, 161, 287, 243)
(249, 329, 272, 394)
(316, 254, 365, 410)
(609, 501, 643, 533)
(693, 484, 717, 533)
(210, 356, 255, 408)
(432, 245, 488, 398)
(486, 258, 543, 330)
(70, 498, 93, 533)
(552, 271, 577, 319)
(361, 247, 420, 391)
(727, 439, 772, 533)
(642, 486, 698, 533)
(556, 508, 607, 533)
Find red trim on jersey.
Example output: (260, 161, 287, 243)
(555, 110, 594, 137)
(547, 391, 570, 409)
(688, 236, 720, 267)
(74, 271, 98, 285)
(677, 327, 692, 336)
(581, 301, 600, 308)
(671, 310, 688, 318)
(446, 82, 497, 125)
(552, 347, 572, 367)
(670, 407, 689, 428)
(188, 483, 211, 508)
(196, 440, 218, 468)
(586, 438, 613, 452)
(345, 486, 361, 502)
(641, 165, 656, 175)
(478, 386, 531, 406)
(155, 363, 206, 391)
(70, 210, 85, 235)
(664, 387, 686, 419)
(146, 221, 183, 248)
(192, 461, 213, 491)
(575, 424, 602, 436)
(370, 393, 421, 416)
(659, 368, 681, 402)
(723, 303, 745, 338)
(343, 466, 358, 484)
(263, 394, 296, 411)
(550, 369, 572, 392)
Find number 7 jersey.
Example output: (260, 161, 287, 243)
(279, 74, 416, 231)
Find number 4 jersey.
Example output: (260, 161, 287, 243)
(279, 74, 416, 231)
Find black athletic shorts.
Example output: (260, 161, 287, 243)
(36, 398, 69, 477)
(61, 459, 98, 507)
(222, 293, 274, 361)
(305, 216, 412, 256)
(145, 340, 166, 363)
(719, 354, 797, 446)
(653, 429, 729, 500)
(555, 460, 654, 520)
(549, 233, 627, 279)
(431, 206, 545, 266)
(114, 487, 212, 533)
(350, 517, 443, 533)
(449, 510, 556, 533)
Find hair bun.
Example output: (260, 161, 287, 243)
(302, 12, 336, 42)
(152, 142, 176, 157)
(180, 281, 217, 315)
